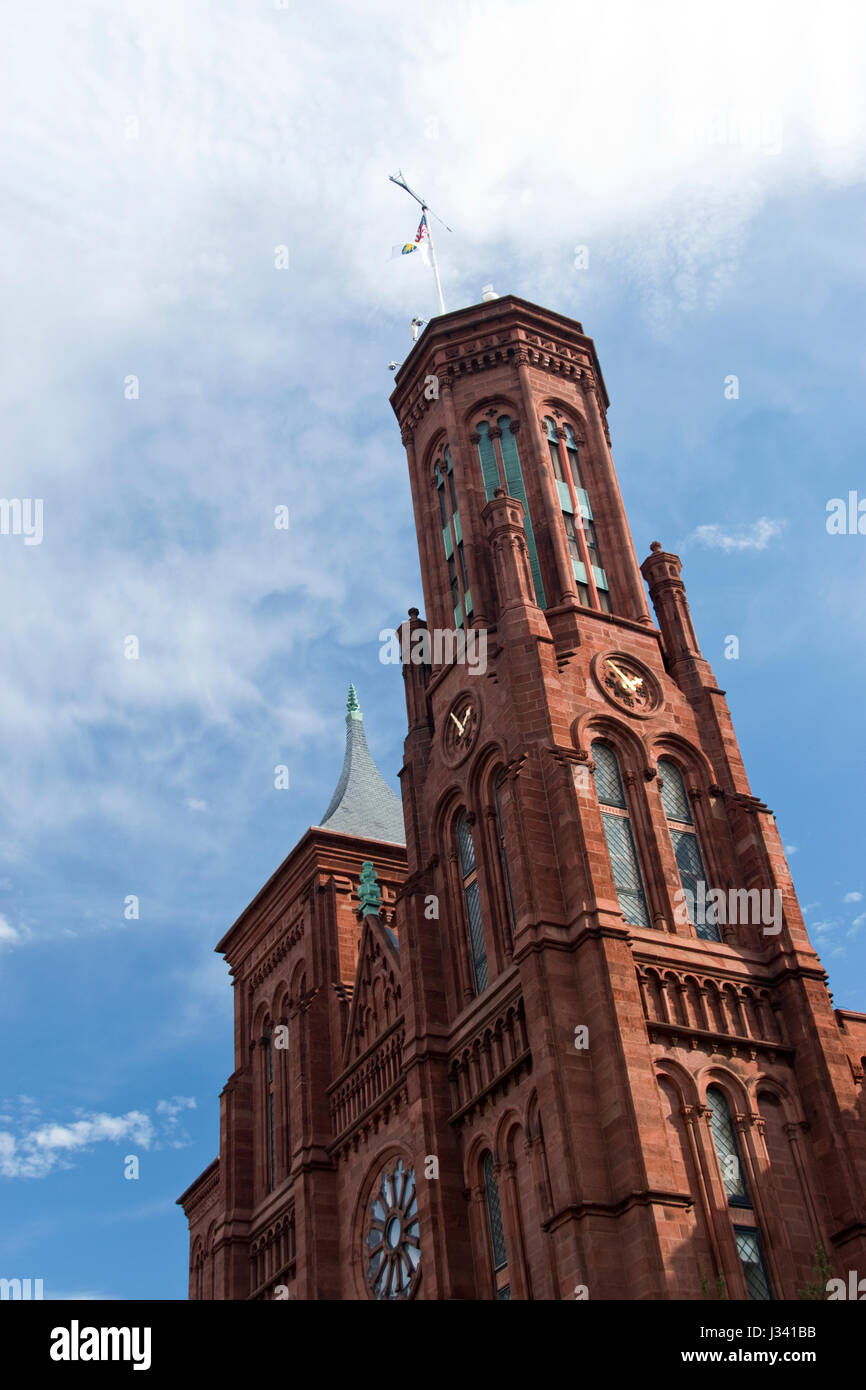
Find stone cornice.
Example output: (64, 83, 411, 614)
(389, 295, 610, 435)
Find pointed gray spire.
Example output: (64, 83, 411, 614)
(317, 686, 405, 844)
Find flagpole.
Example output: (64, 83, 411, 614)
(422, 206, 446, 316)
(389, 172, 450, 317)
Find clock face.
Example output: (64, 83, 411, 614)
(596, 653, 658, 715)
(443, 694, 480, 761)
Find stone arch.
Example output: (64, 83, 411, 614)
(647, 733, 717, 790)
(463, 1127, 498, 1183)
(288, 958, 307, 1009)
(698, 1063, 751, 1115)
(655, 1054, 701, 1108)
(422, 427, 450, 481)
(571, 711, 652, 777)
(463, 393, 523, 431)
(250, 999, 271, 1041)
(468, 741, 511, 805)
(538, 395, 590, 436)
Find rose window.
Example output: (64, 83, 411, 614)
(364, 1157, 421, 1299)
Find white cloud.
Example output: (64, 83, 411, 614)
(155, 1097, 197, 1118)
(0, 1100, 196, 1179)
(691, 518, 785, 552)
(0, 0, 864, 892)
(843, 891, 863, 902)
(0, 916, 20, 945)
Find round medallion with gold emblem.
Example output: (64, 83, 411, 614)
(442, 693, 481, 762)
(593, 652, 659, 717)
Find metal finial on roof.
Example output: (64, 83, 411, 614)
(347, 683, 360, 715)
(358, 861, 381, 915)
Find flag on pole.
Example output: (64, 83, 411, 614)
(390, 214, 430, 265)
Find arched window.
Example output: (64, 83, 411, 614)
(543, 416, 610, 613)
(706, 1086, 772, 1301)
(493, 771, 517, 949)
(276, 1017, 291, 1176)
(434, 445, 471, 629)
(591, 742, 650, 927)
(457, 812, 488, 993)
(475, 416, 546, 608)
(658, 759, 720, 942)
(706, 1086, 749, 1206)
(482, 1152, 511, 1299)
(263, 1030, 276, 1192)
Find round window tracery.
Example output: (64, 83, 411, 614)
(364, 1157, 421, 1299)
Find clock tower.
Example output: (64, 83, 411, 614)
(181, 293, 866, 1302)
(387, 293, 866, 1300)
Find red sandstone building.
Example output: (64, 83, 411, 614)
(179, 294, 866, 1300)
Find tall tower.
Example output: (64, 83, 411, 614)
(182, 294, 866, 1303)
(388, 294, 866, 1300)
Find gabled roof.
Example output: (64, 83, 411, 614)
(341, 909, 403, 1068)
(317, 685, 405, 845)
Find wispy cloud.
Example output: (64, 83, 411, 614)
(690, 518, 784, 552)
(0, 916, 21, 947)
(156, 1097, 197, 1119)
(0, 1099, 197, 1179)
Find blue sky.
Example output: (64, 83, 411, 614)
(1, 0, 865, 1299)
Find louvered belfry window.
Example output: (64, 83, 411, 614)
(657, 758, 721, 942)
(457, 812, 488, 994)
(434, 445, 471, 630)
(544, 416, 611, 613)
(475, 416, 546, 609)
(591, 742, 650, 927)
